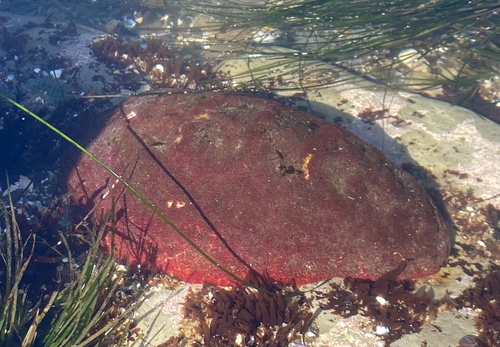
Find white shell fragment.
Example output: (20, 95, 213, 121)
(375, 296, 388, 306)
(375, 325, 390, 336)
(153, 63, 165, 73)
(50, 68, 62, 79)
(2, 175, 33, 197)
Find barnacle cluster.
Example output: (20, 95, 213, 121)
(173, 273, 314, 347)
(92, 35, 217, 90)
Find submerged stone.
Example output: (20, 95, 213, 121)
(68, 92, 450, 285)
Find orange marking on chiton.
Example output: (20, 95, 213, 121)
(195, 113, 209, 120)
(302, 153, 313, 180)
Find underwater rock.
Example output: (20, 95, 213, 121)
(68, 92, 450, 285)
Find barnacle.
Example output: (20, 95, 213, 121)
(91, 35, 218, 90)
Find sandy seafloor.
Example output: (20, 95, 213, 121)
(1, 8, 499, 347)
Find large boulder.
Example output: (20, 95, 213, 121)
(68, 92, 450, 285)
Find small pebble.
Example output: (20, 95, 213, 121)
(458, 335, 478, 347)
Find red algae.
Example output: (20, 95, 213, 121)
(68, 92, 450, 285)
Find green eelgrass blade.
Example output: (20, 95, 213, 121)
(0, 94, 255, 288)
(43, 225, 120, 346)
(21, 291, 58, 347)
(183, 0, 500, 92)
(0, 184, 57, 347)
(0, 180, 140, 347)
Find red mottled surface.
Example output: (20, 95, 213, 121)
(68, 92, 450, 286)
